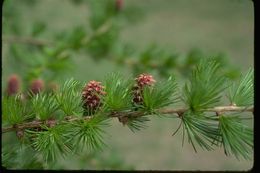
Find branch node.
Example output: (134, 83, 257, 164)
(13, 124, 18, 129)
(118, 116, 128, 125)
(230, 103, 237, 106)
(177, 111, 184, 118)
(16, 129, 25, 139)
(65, 116, 73, 120)
(46, 118, 56, 128)
(2, 105, 254, 133)
(216, 111, 221, 116)
(13, 124, 24, 139)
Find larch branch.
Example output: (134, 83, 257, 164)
(2, 36, 54, 47)
(2, 19, 113, 48)
(2, 105, 253, 133)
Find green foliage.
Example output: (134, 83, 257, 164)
(67, 115, 110, 152)
(126, 116, 150, 133)
(2, 0, 22, 35)
(142, 76, 179, 112)
(87, 0, 120, 59)
(2, 69, 254, 168)
(31, 21, 46, 37)
(50, 148, 135, 170)
(227, 68, 254, 106)
(119, 4, 144, 24)
(132, 44, 179, 77)
(213, 53, 241, 80)
(31, 92, 59, 120)
(2, 145, 17, 168)
(103, 72, 133, 111)
(182, 49, 241, 80)
(45, 54, 74, 79)
(55, 78, 83, 116)
(59, 26, 86, 51)
(89, 0, 115, 30)
(28, 125, 74, 163)
(78, 150, 134, 170)
(184, 48, 203, 66)
(2, 144, 44, 169)
(2, 0, 254, 169)
(87, 22, 119, 59)
(184, 58, 227, 111)
(181, 112, 221, 152)
(2, 95, 30, 125)
(219, 115, 253, 160)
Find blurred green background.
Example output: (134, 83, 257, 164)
(2, 0, 254, 170)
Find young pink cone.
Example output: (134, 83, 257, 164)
(82, 80, 106, 113)
(6, 74, 21, 96)
(30, 79, 44, 95)
(115, 0, 123, 11)
(132, 73, 156, 104)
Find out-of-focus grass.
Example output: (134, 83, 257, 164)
(2, 0, 253, 170)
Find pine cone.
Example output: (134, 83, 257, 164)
(82, 80, 106, 114)
(6, 74, 21, 96)
(132, 73, 156, 104)
(30, 79, 44, 95)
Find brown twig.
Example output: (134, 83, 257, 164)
(2, 36, 54, 47)
(2, 105, 253, 133)
(2, 19, 113, 48)
(204, 105, 254, 113)
(81, 19, 113, 46)
(2, 116, 93, 133)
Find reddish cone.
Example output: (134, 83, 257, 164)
(115, 0, 123, 11)
(30, 79, 44, 95)
(82, 80, 106, 113)
(132, 73, 156, 104)
(6, 74, 21, 96)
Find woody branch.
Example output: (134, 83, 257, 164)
(2, 105, 253, 133)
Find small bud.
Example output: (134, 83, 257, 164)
(115, 0, 123, 11)
(132, 73, 156, 105)
(6, 74, 21, 96)
(82, 80, 106, 115)
(30, 79, 44, 95)
(118, 116, 128, 125)
(16, 129, 24, 139)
